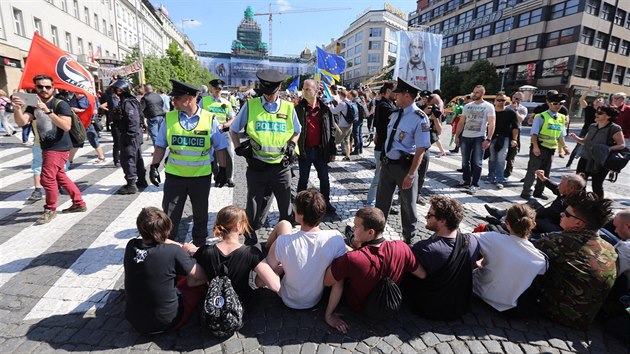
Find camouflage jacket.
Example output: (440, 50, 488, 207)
(533, 229, 617, 330)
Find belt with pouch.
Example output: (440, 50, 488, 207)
(382, 153, 414, 166)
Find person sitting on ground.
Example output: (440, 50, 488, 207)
(613, 208, 630, 285)
(184, 205, 280, 305)
(484, 172, 586, 234)
(401, 195, 481, 320)
(532, 191, 617, 330)
(123, 207, 207, 334)
(265, 188, 347, 309)
(323, 207, 426, 333)
(472, 204, 548, 314)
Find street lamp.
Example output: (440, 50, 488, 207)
(181, 18, 196, 81)
(500, 1, 514, 91)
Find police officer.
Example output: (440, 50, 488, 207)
(149, 80, 228, 247)
(229, 69, 301, 245)
(375, 77, 431, 244)
(521, 92, 570, 200)
(201, 79, 236, 187)
(113, 79, 147, 194)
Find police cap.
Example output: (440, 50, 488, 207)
(169, 79, 200, 97)
(419, 90, 432, 97)
(209, 79, 225, 88)
(256, 69, 284, 85)
(546, 91, 568, 103)
(392, 77, 420, 96)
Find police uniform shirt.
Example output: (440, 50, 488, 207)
(229, 95, 301, 134)
(530, 109, 566, 137)
(384, 104, 431, 160)
(155, 106, 228, 162)
(205, 95, 236, 119)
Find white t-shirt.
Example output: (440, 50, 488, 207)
(462, 100, 495, 138)
(615, 240, 630, 280)
(274, 229, 347, 309)
(471, 231, 548, 312)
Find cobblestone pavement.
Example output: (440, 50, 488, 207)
(0, 125, 629, 354)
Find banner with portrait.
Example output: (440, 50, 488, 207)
(394, 31, 442, 91)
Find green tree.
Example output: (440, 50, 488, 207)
(461, 59, 500, 95)
(439, 64, 462, 102)
(381, 56, 397, 81)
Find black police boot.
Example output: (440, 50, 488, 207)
(136, 178, 148, 189)
(117, 182, 138, 195)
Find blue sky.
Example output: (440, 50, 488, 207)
(153, 0, 418, 56)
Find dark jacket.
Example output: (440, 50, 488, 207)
(295, 98, 336, 158)
(141, 92, 165, 118)
(120, 97, 143, 144)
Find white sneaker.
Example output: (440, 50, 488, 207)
(496, 183, 504, 190)
(468, 186, 478, 194)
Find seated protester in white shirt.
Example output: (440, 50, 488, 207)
(471, 204, 548, 316)
(266, 189, 347, 309)
(124, 207, 207, 334)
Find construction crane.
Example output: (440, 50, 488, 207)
(254, 4, 351, 55)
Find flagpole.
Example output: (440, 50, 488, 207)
(134, 0, 144, 85)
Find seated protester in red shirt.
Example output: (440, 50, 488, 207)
(185, 205, 280, 304)
(401, 195, 481, 320)
(123, 207, 207, 334)
(323, 207, 426, 334)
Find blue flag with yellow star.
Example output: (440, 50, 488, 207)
(317, 47, 346, 76)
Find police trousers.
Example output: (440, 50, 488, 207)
(375, 159, 418, 243)
(120, 136, 145, 183)
(163, 173, 211, 247)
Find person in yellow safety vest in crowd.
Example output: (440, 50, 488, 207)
(201, 79, 236, 187)
(229, 69, 301, 246)
(149, 79, 229, 247)
(230, 90, 240, 113)
(520, 92, 570, 200)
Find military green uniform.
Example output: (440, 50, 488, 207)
(533, 229, 617, 330)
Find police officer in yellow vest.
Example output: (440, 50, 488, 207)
(201, 79, 236, 187)
(149, 80, 229, 247)
(229, 69, 301, 245)
(521, 92, 570, 200)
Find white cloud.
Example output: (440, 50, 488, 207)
(181, 19, 202, 29)
(277, 0, 292, 11)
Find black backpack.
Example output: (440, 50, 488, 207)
(343, 101, 357, 124)
(53, 99, 87, 145)
(360, 240, 402, 320)
(354, 98, 369, 121)
(201, 246, 244, 338)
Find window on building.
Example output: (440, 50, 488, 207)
(614, 9, 626, 26)
(609, 36, 620, 52)
(34, 17, 43, 35)
(12, 8, 25, 36)
(456, 31, 470, 44)
(443, 36, 454, 48)
(621, 40, 630, 56)
(441, 55, 452, 66)
(368, 53, 380, 63)
(51, 25, 58, 45)
(602, 63, 613, 82)
(601, 3, 614, 21)
(77, 37, 83, 54)
(470, 47, 488, 61)
(354, 56, 361, 65)
(348, 36, 355, 46)
(551, 0, 579, 19)
(356, 32, 363, 41)
(446, 0, 460, 12)
(353, 68, 360, 77)
(443, 16, 457, 30)
(369, 28, 382, 37)
(542, 57, 569, 77)
(624, 69, 630, 86)
(84, 7, 89, 25)
(109, 24, 113, 38)
(389, 43, 397, 53)
(453, 52, 468, 64)
(61, 0, 67, 12)
(387, 29, 396, 41)
(72, 0, 79, 18)
(580, 27, 595, 45)
(347, 47, 353, 56)
(627, 13, 630, 29)
(585, 0, 600, 16)
(369, 41, 381, 50)
(475, 2, 493, 19)
(88, 42, 93, 56)
(347, 61, 353, 68)
(94, 14, 98, 29)
(497, 0, 517, 11)
(102, 19, 106, 34)
(354, 43, 362, 53)
(614, 66, 625, 85)
(515, 35, 538, 52)
(433, 4, 445, 17)
(458, 10, 473, 24)
(65, 32, 72, 52)
(546, 27, 576, 47)
(474, 25, 492, 39)
(368, 65, 380, 74)
(430, 23, 441, 33)
(518, 8, 543, 28)
(491, 42, 509, 57)
(574, 56, 588, 77)
(516, 62, 536, 81)
(495, 18, 512, 34)
(589, 59, 602, 80)
(105, 50, 109, 57)
(594, 32, 608, 49)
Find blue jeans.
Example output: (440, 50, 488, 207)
(146, 116, 164, 146)
(366, 150, 382, 206)
(488, 137, 509, 183)
(460, 136, 484, 186)
(22, 123, 32, 143)
(86, 123, 100, 148)
(352, 119, 363, 153)
(297, 146, 331, 203)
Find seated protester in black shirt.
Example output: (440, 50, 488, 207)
(124, 207, 207, 334)
(186, 205, 280, 303)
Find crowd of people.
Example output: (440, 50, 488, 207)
(3, 69, 630, 340)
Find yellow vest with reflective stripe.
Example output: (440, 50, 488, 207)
(201, 96, 232, 124)
(165, 110, 213, 177)
(536, 111, 566, 150)
(246, 98, 295, 164)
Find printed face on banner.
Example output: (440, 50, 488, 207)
(394, 31, 442, 92)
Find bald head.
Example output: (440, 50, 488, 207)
(615, 209, 630, 240)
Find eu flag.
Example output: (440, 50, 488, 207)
(317, 47, 346, 75)
(287, 76, 299, 92)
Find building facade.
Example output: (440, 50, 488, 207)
(336, 5, 409, 89)
(408, 0, 630, 112)
(0, 0, 194, 93)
